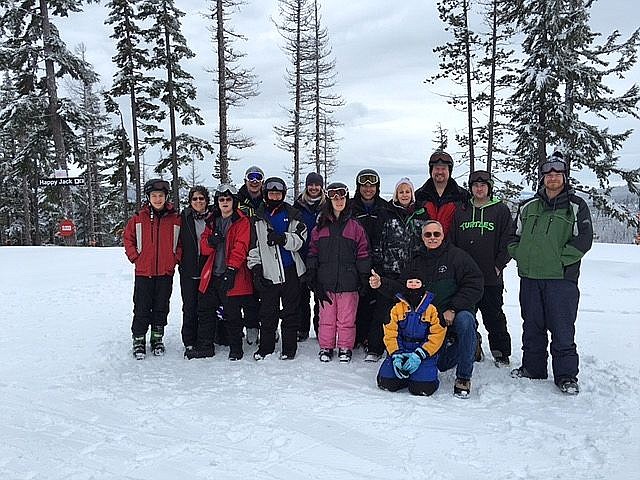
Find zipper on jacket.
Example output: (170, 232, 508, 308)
(154, 214, 161, 276)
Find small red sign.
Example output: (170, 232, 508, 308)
(59, 219, 76, 237)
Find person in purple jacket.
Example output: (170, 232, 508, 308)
(305, 182, 371, 363)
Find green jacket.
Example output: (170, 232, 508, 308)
(508, 186, 593, 282)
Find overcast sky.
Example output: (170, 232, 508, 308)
(58, 0, 640, 195)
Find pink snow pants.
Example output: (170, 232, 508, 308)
(318, 291, 359, 350)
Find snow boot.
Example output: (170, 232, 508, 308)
(319, 349, 334, 362)
(491, 350, 510, 368)
(364, 349, 382, 362)
(150, 326, 165, 356)
(338, 348, 352, 363)
(453, 378, 471, 399)
(228, 350, 244, 361)
(132, 335, 146, 360)
(557, 378, 580, 396)
(185, 345, 215, 359)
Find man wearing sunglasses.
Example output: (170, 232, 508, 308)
(370, 220, 484, 398)
(351, 168, 394, 361)
(450, 170, 514, 367)
(508, 152, 593, 396)
(124, 179, 182, 360)
(415, 151, 470, 237)
(237, 165, 265, 346)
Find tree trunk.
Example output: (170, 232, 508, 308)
(119, 112, 129, 226)
(293, 0, 302, 198)
(216, 0, 230, 183)
(463, 0, 475, 172)
(486, 0, 498, 172)
(313, 0, 320, 173)
(123, 14, 142, 209)
(163, 4, 180, 209)
(39, 0, 75, 244)
(21, 172, 33, 246)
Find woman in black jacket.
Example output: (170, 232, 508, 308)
(179, 186, 212, 356)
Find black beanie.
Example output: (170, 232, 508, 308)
(305, 172, 324, 188)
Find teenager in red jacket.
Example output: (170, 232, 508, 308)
(123, 179, 182, 360)
(187, 184, 253, 360)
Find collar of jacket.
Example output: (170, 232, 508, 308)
(536, 185, 572, 210)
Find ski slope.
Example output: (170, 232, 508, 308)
(0, 244, 638, 479)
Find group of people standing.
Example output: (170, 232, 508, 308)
(123, 149, 593, 399)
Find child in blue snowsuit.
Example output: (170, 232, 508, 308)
(377, 278, 447, 396)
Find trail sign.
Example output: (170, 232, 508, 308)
(39, 177, 85, 187)
(59, 219, 76, 237)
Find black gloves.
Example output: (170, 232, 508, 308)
(208, 231, 225, 248)
(267, 230, 287, 247)
(220, 267, 236, 293)
(302, 268, 318, 292)
(315, 289, 333, 309)
(252, 265, 272, 292)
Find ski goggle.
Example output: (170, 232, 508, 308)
(264, 180, 286, 192)
(215, 183, 238, 196)
(245, 172, 264, 183)
(541, 160, 566, 174)
(422, 231, 442, 238)
(357, 173, 379, 185)
(327, 187, 348, 199)
(469, 170, 491, 185)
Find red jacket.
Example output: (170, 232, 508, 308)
(123, 203, 182, 276)
(198, 209, 253, 296)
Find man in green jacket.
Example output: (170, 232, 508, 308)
(508, 152, 593, 395)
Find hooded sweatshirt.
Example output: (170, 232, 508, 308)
(450, 197, 514, 286)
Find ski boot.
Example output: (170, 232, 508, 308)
(150, 326, 165, 356)
(132, 335, 146, 360)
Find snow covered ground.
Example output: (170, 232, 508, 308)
(1, 244, 638, 480)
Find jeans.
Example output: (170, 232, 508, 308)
(437, 310, 477, 380)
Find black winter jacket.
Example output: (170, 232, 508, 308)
(179, 206, 212, 279)
(351, 195, 393, 271)
(379, 240, 484, 315)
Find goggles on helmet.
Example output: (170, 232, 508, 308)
(264, 180, 286, 192)
(245, 172, 264, 183)
(327, 187, 348, 199)
(469, 170, 492, 185)
(541, 160, 567, 175)
(357, 173, 379, 185)
(214, 183, 238, 197)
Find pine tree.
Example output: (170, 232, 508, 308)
(209, 0, 260, 183)
(105, 0, 163, 209)
(139, 0, 210, 206)
(507, 0, 640, 226)
(274, 0, 312, 197)
(301, 0, 342, 181)
(0, 0, 98, 244)
(429, 0, 480, 171)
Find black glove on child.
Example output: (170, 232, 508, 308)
(252, 265, 273, 292)
(303, 269, 318, 292)
(267, 230, 287, 247)
(208, 231, 225, 248)
(315, 289, 333, 308)
(220, 267, 237, 293)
